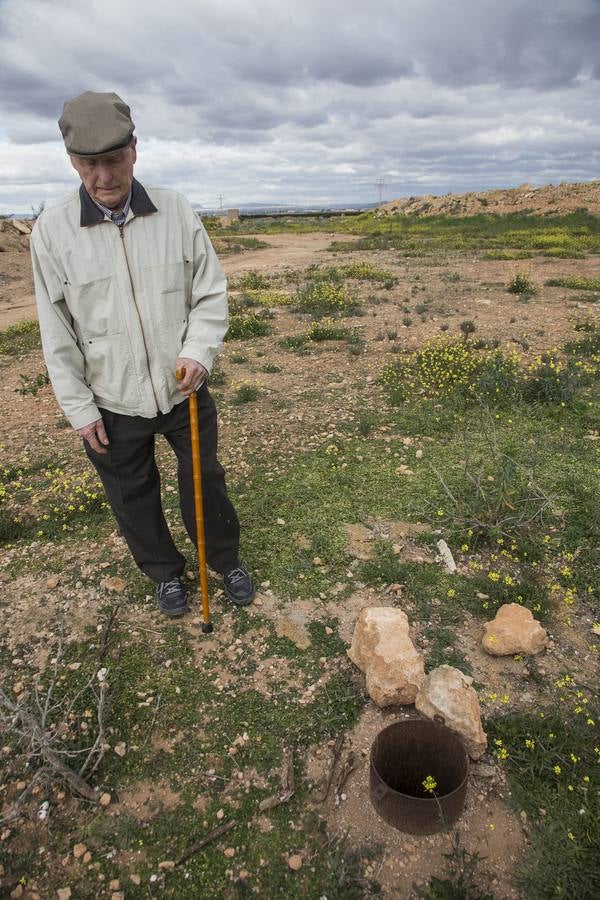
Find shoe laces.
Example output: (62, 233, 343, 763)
(159, 579, 182, 598)
(226, 567, 247, 585)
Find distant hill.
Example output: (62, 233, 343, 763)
(377, 181, 600, 218)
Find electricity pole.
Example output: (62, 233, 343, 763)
(375, 178, 386, 204)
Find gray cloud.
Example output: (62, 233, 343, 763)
(0, 0, 599, 211)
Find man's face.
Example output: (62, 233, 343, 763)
(70, 138, 137, 210)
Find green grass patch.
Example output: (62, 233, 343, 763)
(488, 699, 600, 899)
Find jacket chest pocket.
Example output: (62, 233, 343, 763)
(66, 275, 122, 338)
(143, 261, 187, 324)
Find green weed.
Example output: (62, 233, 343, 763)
(0, 320, 41, 357)
(15, 370, 49, 396)
(507, 271, 536, 295)
(232, 383, 261, 404)
(294, 282, 361, 316)
(546, 276, 600, 291)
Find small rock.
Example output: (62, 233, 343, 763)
(275, 618, 311, 651)
(114, 742, 127, 757)
(10, 887, 24, 899)
(345, 523, 374, 560)
(313, 556, 323, 566)
(482, 604, 548, 656)
(100, 576, 127, 593)
(46, 575, 59, 589)
(224, 847, 236, 858)
(73, 842, 87, 859)
(415, 665, 487, 759)
(158, 861, 175, 871)
(325, 626, 334, 635)
(216, 808, 225, 820)
(83, 851, 92, 864)
(288, 854, 303, 871)
(348, 607, 425, 706)
(436, 539, 456, 574)
(472, 763, 497, 780)
(108, 880, 120, 891)
(99, 792, 111, 807)
(57, 889, 72, 900)
(130, 874, 141, 885)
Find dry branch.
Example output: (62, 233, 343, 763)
(175, 821, 236, 866)
(0, 688, 98, 801)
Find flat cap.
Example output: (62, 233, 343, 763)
(59, 91, 135, 156)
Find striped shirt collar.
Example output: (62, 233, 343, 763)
(91, 189, 132, 227)
(79, 178, 158, 227)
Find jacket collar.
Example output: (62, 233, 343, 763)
(79, 178, 158, 227)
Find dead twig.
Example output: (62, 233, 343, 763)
(258, 747, 295, 812)
(315, 733, 344, 803)
(97, 604, 120, 663)
(79, 678, 108, 777)
(334, 750, 356, 805)
(0, 633, 110, 803)
(0, 688, 98, 801)
(175, 821, 236, 866)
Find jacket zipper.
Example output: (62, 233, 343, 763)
(118, 223, 160, 412)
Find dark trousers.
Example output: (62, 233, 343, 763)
(85, 384, 240, 583)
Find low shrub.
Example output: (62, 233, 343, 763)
(306, 318, 359, 343)
(294, 282, 361, 315)
(379, 339, 521, 406)
(226, 313, 271, 340)
(524, 354, 580, 404)
(236, 270, 271, 290)
(232, 383, 260, 404)
(507, 271, 537, 294)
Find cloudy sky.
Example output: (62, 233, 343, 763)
(0, 0, 599, 212)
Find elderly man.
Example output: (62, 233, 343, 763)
(30, 91, 254, 615)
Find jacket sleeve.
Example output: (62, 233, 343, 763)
(30, 219, 101, 430)
(178, 202, 228, 372)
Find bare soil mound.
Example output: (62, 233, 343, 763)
(379, 180, 600, 218)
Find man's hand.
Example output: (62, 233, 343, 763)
(78, 418, 109, 454)
(175, 358, 208, 396)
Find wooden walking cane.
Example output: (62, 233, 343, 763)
(176, 368, 213, 633)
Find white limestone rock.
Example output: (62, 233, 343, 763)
(415, 665, 487, 760)
(348, 607, 425, 707)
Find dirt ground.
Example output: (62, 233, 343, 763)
(1, 224, 599, 899)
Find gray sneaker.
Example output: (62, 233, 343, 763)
(156, 578, 188, 616)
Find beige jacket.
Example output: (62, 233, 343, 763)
(30, 179, 228, 429)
